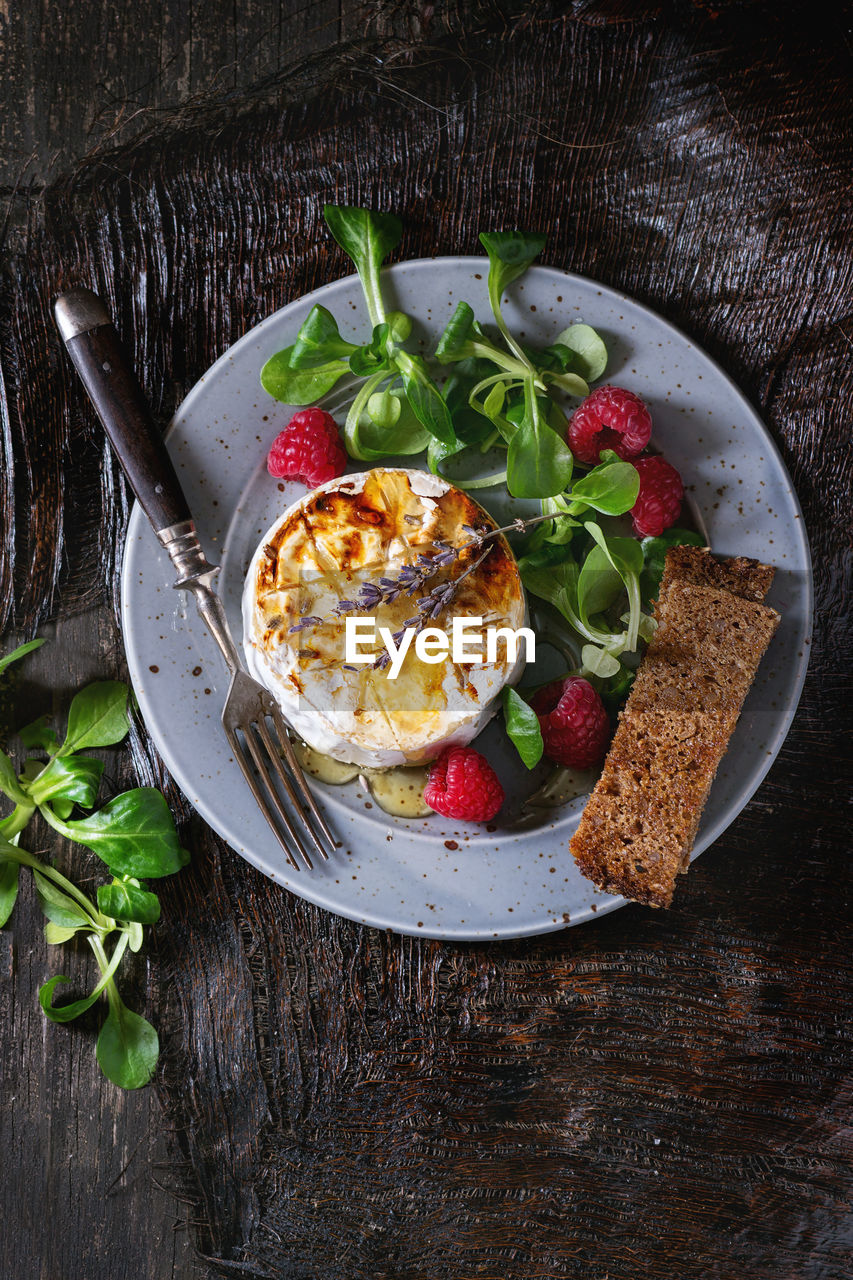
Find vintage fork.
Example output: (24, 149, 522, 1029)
(54, 287, 335, 872)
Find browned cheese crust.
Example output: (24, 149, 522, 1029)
(246, 470, 527, 762)
(569, 548, 781, 908)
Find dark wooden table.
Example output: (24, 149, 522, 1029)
(2, 3, 851, 1278)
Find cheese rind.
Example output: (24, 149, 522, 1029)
(242, 468, 527, 766)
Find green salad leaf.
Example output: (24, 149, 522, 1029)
(0, 639, 45, 677)
(640, 527, 707, 602)
(554, 323, 608, 382)
(97, 995, 159, 1090)
(59, 681, 131, 755)
(98, 878, 161, 925)
(323, 205, 402, 327)
(0, 643, 187, 1089)
(0, 858, 20, 929)
(261, 346, 349, 405)
(289, 305, 358, 369)
(45, 789, 190, 879)
(568, 452, 639, 516)
(502, 687, 544, 769)
(27, 754, 104, 809)
(506, 379, 575, 498)
(394, 350, 456, 446)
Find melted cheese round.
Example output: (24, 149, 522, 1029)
(242, 468, 527, 766)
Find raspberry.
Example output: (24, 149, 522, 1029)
(630, 455, 684, 537)
(530, 677, 609, 770)
(267, 408, 347, 488)
(423, 746, 504, 823)
(568, 385, 652, 464)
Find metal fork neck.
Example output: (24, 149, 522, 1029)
(157, 519, 241, 674)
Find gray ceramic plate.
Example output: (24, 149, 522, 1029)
(121, 259, 812, 939)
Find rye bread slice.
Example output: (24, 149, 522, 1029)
(658, 544, 775, 603)
(569, 551, 780, 908)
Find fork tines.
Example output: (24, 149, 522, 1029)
(222, 675, 335, 872)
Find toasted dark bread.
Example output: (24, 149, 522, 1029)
(569, 549, 780, 907)
(658, 544, 776, 604)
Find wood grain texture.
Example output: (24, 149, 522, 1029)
(0, 0, 342, 190)
(0, 613, 200, 1280)
(1, 2, 851, 1278)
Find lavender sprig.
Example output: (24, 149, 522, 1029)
(288, 615, 324, 634)
(418, 546, 491, 620)
(287, 509, 568, 647)
(372, 545, 492, 666)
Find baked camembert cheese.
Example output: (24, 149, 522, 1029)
(242, 468, 527, 767)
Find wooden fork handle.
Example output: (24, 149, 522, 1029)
(54, 286, 191, 535)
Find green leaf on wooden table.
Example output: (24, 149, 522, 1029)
(97, 878, 161, 925)
(17, 715, 60, 753)
(39, 976, 101, 1024)
(28, 754, 104, 809)
(0, 752, 29, 806)
(39, 934, 128, 1025)
(96, 997, 159, 1089)
(44, 922, 81, 946)
(0, 639, 45, 678)
(33, 870, 93, 929)
(125, 921, 145, 953)
(0, 858, 20, 927)
(0, 650, 188, 1090)
(59, 681, 130, 755)
(45, 788, 190, 879)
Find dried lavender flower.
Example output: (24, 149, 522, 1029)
(289, 615, 324, 633)
(356, 582, 383, 608)
(283, 507, 571, 642)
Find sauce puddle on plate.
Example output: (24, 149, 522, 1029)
(292, 740, 431, 818)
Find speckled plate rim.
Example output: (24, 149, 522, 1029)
(121, 258, 813, 939)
